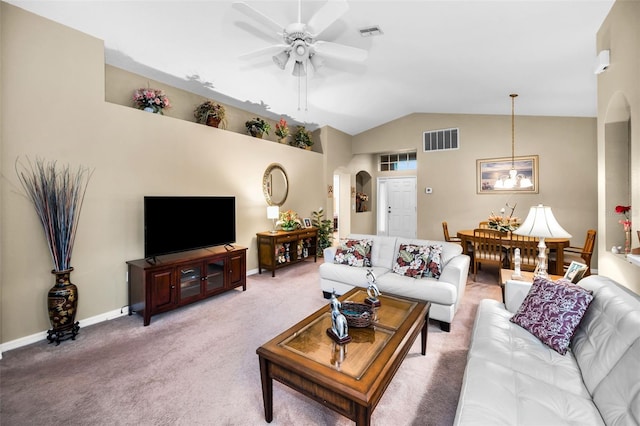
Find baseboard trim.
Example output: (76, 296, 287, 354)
(0, 270, 263, 359)
(0, 308, 128, 359)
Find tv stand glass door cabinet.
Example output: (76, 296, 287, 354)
(127, 245, 246, 325)
(257, 227, 318, 277)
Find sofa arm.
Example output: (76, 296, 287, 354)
(439, 254, 471, 304)
(504, 280, 533, 312)
(323, 246, 337, 263)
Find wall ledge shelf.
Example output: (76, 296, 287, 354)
(626, 254, 640, 267)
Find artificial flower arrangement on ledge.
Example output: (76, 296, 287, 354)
(193, 101, 226, 128)
(278, 209, 301, 231)
(274, 118, 289, 142)
(133, 87, 171, 114)
(292, 126, 313, 149)
(488, 203, 519, 232)
(245, 117, 271, 138)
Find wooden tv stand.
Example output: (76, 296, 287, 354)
(127, 245, 247, 326)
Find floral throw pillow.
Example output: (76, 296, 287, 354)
(423, 244, 443, 279)
(334, 239, 372, 267)
(393, 244, 444, 279)
(510, 277, 594, 355)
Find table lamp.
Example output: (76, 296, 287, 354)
(267, 206, 279, 233)
(513, 204, 572, 278)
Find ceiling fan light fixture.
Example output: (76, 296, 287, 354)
(273, 51, 290, 70)
(309, 54, 323, 71)
(292, 61, 306, 77)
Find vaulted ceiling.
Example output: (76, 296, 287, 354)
(7, 0, 615, 135)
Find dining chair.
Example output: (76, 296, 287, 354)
(473, 228, 507, 281)
(478, 221, 490, 229)
(551, 229, 596, 276)
(442, 221, 462, 243)
(509, 233, 539, 272)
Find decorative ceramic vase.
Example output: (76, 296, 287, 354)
(206, 116, 221, 128)
(47, 268, 80, 345)
(143, 107, 155, 113)
(250, 130, 263, 139)
(281, 225, 295, 231)
(278, 137, 288, 144)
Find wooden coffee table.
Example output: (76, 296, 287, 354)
(256, 288, 431, 426)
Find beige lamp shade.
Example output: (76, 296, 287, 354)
(267, 206, 280, 220)
(514, 204, 571, 239)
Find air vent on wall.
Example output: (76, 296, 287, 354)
(423, 128, 459, 152)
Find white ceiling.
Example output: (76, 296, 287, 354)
(7, 0, 615, 135)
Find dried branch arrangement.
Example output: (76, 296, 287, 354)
(15, 157, 93, 271)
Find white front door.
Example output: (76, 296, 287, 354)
(377, 177, 417, 238)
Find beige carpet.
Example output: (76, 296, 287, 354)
(0, 260, 502, 426)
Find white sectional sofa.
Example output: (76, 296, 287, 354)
(454, 275, 640, 425)
(319, 234, 470, 332)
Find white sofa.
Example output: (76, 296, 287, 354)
(319, 234, 470, 332)
(454, 275, 640, 425)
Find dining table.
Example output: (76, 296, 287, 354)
(456, 229, 571, 276)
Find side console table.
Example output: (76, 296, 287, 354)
(257, 227, 318, 277)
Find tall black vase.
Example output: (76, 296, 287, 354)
(47, 267, 80, 345)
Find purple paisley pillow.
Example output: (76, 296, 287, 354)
(510, 277, 593, 355)
(334, 239, 372, 267)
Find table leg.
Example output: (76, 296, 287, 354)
(259, 356, 273, 423)
(421, 313, 429, 355)
(554, 246, 564, 275)
(355, 404, 372, 426)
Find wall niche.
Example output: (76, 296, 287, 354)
(355, 171, 371, 213)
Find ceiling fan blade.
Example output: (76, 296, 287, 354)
(232, 1, 286, 35)
(239, 44, 290, 60)
(307, 0, 349, 37)
(313, 41, 368, 62)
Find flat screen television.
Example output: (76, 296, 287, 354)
(144, 196, 236, 259)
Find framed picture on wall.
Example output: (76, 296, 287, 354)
(476, 155, 539, 194)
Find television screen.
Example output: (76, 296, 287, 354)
(144, 196, 236, 258)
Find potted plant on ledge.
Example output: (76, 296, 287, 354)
(194, 101, 227, 128)
(275, 118, 289, 143)
(292, 126, 313, 149)
(245, 117, 271, 138)
(132, 87, 171, 114)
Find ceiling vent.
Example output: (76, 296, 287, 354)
(423, 128, 459, 152)
(359, 26, 383, 37)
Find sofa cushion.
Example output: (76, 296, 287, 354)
(392, 243, 443, 279)
(468, 299, 591, 397)
(510, 277, 594, 355)
(347, 234, 397, 269)
(570, 276, 640, 425)
(334, 238, 372, 267)
(396, 238, 462, 267)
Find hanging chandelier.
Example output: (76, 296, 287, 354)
(494, 94, 533, 190)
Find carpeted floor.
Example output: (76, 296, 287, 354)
(0, 260, 502, 426)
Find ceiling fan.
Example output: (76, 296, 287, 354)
(232, 0, 368, 77)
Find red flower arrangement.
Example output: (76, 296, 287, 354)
(615, 205, 631, 230)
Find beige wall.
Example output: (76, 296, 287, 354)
(596, 0, 640, 293)
(352, 113, 599, 251)
(0, 3, 324, 343)
(3, 1, 638, 347)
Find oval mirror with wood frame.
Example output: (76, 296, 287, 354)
(263, 163, 289, 206)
